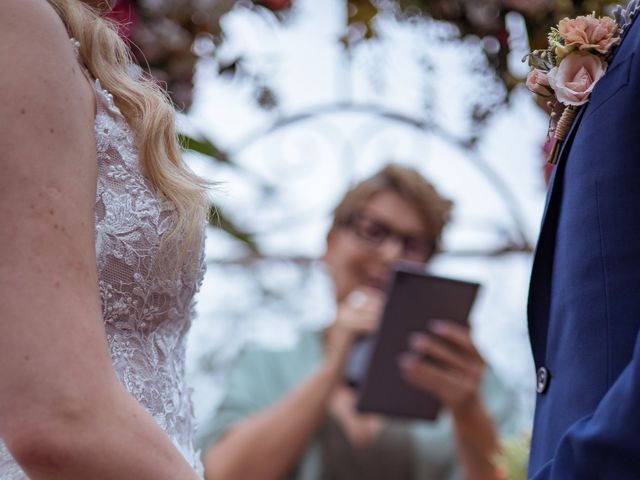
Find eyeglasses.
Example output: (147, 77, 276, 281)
(343, 211, 437, 260)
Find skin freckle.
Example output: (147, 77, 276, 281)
(67, 260, 86, 272)
(46, 186, 63, 198)
(54, 281, 61, 288)
(49, 210, 54, 215)
(20, 108, 26, 115)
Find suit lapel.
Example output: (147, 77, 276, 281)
(527, 6, 640, 366)
(527, 105, 586, 365)
(527, 2, 640, 366)
(534, 5, 640, 268)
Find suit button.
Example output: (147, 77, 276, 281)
(537, 366, 550, 394)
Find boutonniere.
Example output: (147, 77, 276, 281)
(525, 12, 625, 165)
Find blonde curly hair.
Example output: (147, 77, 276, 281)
(47, 0, 209, 272)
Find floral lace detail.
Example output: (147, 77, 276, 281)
(94, 82, 206, 475)
(0, 444, 23, 480)
(0, 40, 206, 477)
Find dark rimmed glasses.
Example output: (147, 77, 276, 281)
(343, 211, 437, 261)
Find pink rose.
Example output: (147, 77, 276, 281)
(558, 15, 620, 54)
(547, 51, 606, 106)
(526, 69, 552, 96)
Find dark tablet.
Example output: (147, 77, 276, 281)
(350, 265, 480, 420)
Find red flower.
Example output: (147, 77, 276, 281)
(105, 0, 139, 43)
(259, 0, 292, 11)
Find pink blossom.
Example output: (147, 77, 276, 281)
(547, 51, 606, 106)
(558, 15, 620, 55)
(526, 69, 552, 96)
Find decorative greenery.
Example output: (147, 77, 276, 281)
(495, 433, 531, 480)
(208, 205, 260, 253)
(178, 134, 230, 164)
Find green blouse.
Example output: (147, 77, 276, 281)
(197, 331, 518, 480)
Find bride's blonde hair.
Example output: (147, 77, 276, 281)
(47, 0, 209, 273)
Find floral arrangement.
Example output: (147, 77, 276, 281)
(525, 13, 622, 164)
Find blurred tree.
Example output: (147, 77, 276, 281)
(106, 0, 291, 111)
(106, 0, 620, 112)
(346, 0, 620, 92)
(104, 0, 620, 253)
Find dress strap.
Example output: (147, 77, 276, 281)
(69, 38, 122, 117)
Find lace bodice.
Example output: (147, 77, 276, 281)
(0, 43, 206, 478)
(94, 80, 206, 474)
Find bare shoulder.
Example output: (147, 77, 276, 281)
(1, 0, 97, 208)
(0, 0, 96, 172)
(0, 1, 109, 425)
(0, 0, 99, 286)
(0, 0, 94, 92)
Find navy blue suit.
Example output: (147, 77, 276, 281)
(528, 14, 640, 479)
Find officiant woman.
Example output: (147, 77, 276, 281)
(198, 164, 517, 480)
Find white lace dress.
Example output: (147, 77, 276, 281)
(0, 44, 206, 478)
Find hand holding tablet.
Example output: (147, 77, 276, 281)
(399, 319, 487, 416)
(348, 264, 481, 420)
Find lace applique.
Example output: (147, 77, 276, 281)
(93, 77, 206, 475)
(0, 41, 206, 478)
(95, 79, 123, 116)
(0, 443, 23, 480)
(70, 37, 81, 55)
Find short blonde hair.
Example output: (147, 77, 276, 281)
(331, 164, 453, 257)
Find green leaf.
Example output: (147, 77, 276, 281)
(208, 205, 260, 254)
(179, 134, 230, 163)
